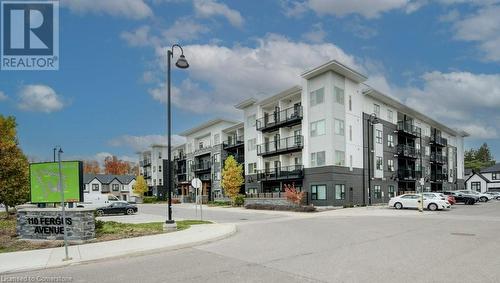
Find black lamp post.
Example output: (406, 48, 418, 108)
(366, 113, 380, 206)
(166, 44, 189, 225)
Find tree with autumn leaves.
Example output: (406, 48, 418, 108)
(133, 175, 148, 198)
(0, 115, 30, 214)
(83, 160, 101, 174)
(221, 155, 244, 204)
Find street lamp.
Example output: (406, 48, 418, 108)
(57, 147, 71, 261)
(366, 113, 380, 206)
(165, 44, 189, 229)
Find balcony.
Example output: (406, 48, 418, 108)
(140, 159, 151, 167)
(397, 121, 421, 137)
(431, 173, 448, 182)
(431, 136, 448, 147)
(256, 105, 303, 132)
(223, 136, 244, 150)
(192, 161, 211, 172)
(256, 165, 304, 181)
(397, 168, 422, 181)
(430, 153, 446, 164)
(225, 154, 244, 164)
(175, 153, 186, 161)
(397, 144, 420, 159)
(176, 166, 187, 175)
(257, 136, 303, 157)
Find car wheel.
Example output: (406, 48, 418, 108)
(394, 202, 403, 209)
(467, 200, 474, 205)
(96, 210, 104, 216)
(126, 208, 134, 215)
(428, 203, 438, 211)
(480, 196, 488, 202)
(496, 196, 500, 200)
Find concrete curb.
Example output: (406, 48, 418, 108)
(0, 223, 237, 274)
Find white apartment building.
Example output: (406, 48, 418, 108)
(138, 144, 168, 196)
(237, 60, 468, 206)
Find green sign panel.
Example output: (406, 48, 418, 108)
(30, 161, 83, 203)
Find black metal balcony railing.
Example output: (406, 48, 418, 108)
(397, 121, 421, 137)
(397, 144, 420, 159)
(397, 169, 422, 181)
(431, 135, 448, 147)
(177, 174, 187, 183)
(257, 136, 304, 157)
(256, 165, 304, 181)
(431, 173, 448, 182)
(176, 166, 187, 175)
(430, 152, 446, 164)
(192, 161, 211, 172)
(223, 136, 244, 150)
(141, 159, 151, 167)
(256, 106, 303, 132)
(175, 153, 186, 160)
(226, 154, 244, 164)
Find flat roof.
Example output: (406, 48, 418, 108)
(301, 60, 368, 83)
(179, 118, 240, 136)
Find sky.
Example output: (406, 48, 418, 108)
(1, 0, 499, 163)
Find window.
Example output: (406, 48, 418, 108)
(248, 138, 256, 151)
(425, 146, 430, 156)
(335, 184, 345, 200)
(388, 185, 395, 198)
(311, 185, 327, 200)
(349, 125, 352, 141)
(376, 129, 382, 144)
(493, 173, 498, 180)
(310, 87, 325, 106)
(248, 163, 256, 174)
(158, 152, 162, 159)
(199, 141, 204, 149)
(387, 159, 394, 172)
(153, 179, 156, 185)
(247, 114, 256, 127)
(311, 151, 326, 167)
(159, 179, 162, 185)
(348, 95, 352, 111)
(112, 184, 119, 191)
(159, 165, 162, 172)
(335, 119, 345, 136)
(387, 109, 393, 122)
(334, 87, 344, 105)
(374, 185, 381, 198)
(374, 104, 380, 117)
(92, 184, 99, 191)
(310, 120, 326, 137)
(335, 150, 345, 166)
(214, 134, 220, 145)
(471, 182, 481, 192)
(387, 135, 394, 147)
(376, 156, 383, 170)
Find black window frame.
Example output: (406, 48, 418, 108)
(311, 184, 327, 200)
(374, 185, 382, 199)
(376, 129, 382, 144)
(471, 182, 481, 192)
(92, 184, 99, 191)
(492, 173, 498, 180)
(335, 184, 345, 200)
(388, 185, 395, 198)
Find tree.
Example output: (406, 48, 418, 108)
(0, 115, 30, 215)
(104, 156, 131, 175)
(221, 155, 244, 203)
(476, 143, 494, 164)
(133, 175, 148, 196)
(284, 183, 305, 206)
(464, 143, 496, 172)
(83, 160, 101, 174)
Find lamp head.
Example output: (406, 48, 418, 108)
(175, 54, 189, 69)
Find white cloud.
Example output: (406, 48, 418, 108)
(17, 85, 64, 113)
(109, 134, 186, 151)
(439, 9, 460, 22)
(193, 0, 244, 27)
(120, 25, 153, 47)
(0, 91, 7, 101)
(162, 18, 210, 42)
(303, 0, 411, 19)
(281, 0, 309, 17)
(62, 0, 153, 20)
(301, 23, 326, 43)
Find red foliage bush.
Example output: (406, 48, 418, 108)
(283, 183, 305, 205)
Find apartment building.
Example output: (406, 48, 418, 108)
(237, 60, 468, 206)
(138, 144, 168, 197)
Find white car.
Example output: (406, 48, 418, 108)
(458, 190, 493, 202)
(389, 194, 450, 211)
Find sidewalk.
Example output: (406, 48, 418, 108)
(0, 223, 236, 274)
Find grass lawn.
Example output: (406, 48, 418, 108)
(0, 211, 211, 254)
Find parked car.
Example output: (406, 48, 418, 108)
(486, 191, 500, 200)
(441, 191, 477, 205)
(458, 190, 493, 202)
(422, 192, 455, 205)
(95, 202, 138, 216)
(389, 194, 450, 211)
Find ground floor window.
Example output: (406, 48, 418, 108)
(374, 185, 382, 199)
(335, 184, 345, 200)
(471, 182, 481, 192)
(311, 185, 327, 200)
(388, 185, 395, 198)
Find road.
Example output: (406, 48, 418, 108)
(5, 202, 500, 283)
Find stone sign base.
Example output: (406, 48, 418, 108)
(16, 207, 95, 241)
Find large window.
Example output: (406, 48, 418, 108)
(387, 135, 394, 147)
(374, 185, 381, 198)
(493, 173, 498, 180)
(376, 129, 382, 144)
(310, 120, 326, 137)
(248, 163, 256, 174)
(335, 119, 345, 136)
(471, 182, 481, 192)
(388, 185, 395, 198)
(387, 159, 394, 172)
(311, 185, 327, 200)
(335, 184, 345, 200)
(374, 104, 380, 117)
(311, 151, 326, 167)
(112, 184, 119, 191)
(334, 87, 344, 105)
(310, 87, 325, 106)
(335, 150, 345, 166)
(92, 184, 99, 191)
(376, 156, 383, 170)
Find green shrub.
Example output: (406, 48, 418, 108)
(209, 200, 231, 207)
(142, 196, 157, 203)
(233, 195, 245, 206)
(244, 203, 316, 212)
(95, 219, 104, 230)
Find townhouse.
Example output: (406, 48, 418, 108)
(83, 174, 137, 202)
(465, 163, 500, 192)
(237, 60, 468, 206)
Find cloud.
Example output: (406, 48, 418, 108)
(281, 0, 309, 17)
(109, 134, 186, 151)
(193, 0, 244, 27)
(17, 85, 64, 113)
(439, 9, 460, 22)
(293, 0, 412, 19)
(344, 19, 378, 39)
(0, 91, 7, 101)
(162, 18, 210, 42)
(120, 25, 152, 47)
(301, 23, 326, 43)
(62, 0, 153, 19)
